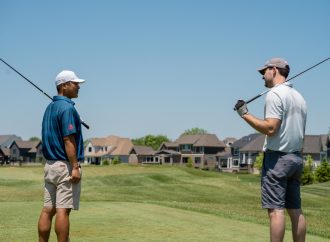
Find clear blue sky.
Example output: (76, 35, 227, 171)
(1, 0, 330, 141)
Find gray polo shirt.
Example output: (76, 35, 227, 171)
(263, 82, 307, 153)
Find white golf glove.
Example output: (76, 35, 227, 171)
(235, 100, 248, 117)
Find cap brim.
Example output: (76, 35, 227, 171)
(257, 66, 267, 75)
(72, 78, 86, 83)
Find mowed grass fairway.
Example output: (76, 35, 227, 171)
(0, 165, 329, 242)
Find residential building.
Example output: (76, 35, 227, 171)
(217, 133, 261, 173)
(159, 134, 226, 170)
(220, 133, 330, 173)
(84, 135, 134, 165)
(129, 145, 156, 164)
(9, 140, 42, 163)
(0, 147, 10, 164)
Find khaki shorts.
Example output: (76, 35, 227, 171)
(43, 160, 82, 210)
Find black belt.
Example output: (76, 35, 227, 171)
(265, 149, 301, 155)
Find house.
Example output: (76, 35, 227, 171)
(129, 145, 156, 164)
(0, 135, 22, 148)
(84, 135, 134, 165)
(159, 134, 226, 170)
(9, 140, 42, 163)
(302, 135, 329, 167)
(217, 133, 262, 173)
(0, 147, 10, 164)
(222, 133, 330, 173)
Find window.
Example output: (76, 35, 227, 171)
(195, 157, 201, 164)
(181, 144, 192, 151)
(220, 159, 228, 168)
(88, 147, 92, 152)
(232, 159, 239, 167)
(233, 148, 239, 156)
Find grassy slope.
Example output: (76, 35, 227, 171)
(0, 165, 329, 241)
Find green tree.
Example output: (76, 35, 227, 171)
(29, 136, 41, 142)
(181, 127, 208, 136)
(254, 152, 263, 175)
(315, 159, 330, 183)
(132, 135, 170, 150)
(301, 155, 315, 185)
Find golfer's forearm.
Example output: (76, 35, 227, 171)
(63, 135, 79, 168)
(242, 113, 278, 136)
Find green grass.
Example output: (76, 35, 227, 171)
(0, 164, 329, 241)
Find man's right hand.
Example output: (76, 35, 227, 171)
(70, 167, 81, 183)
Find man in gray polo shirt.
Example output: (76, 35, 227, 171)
(235, 58, 307, 242)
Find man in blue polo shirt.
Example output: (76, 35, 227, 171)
(38, 70, 86, 242)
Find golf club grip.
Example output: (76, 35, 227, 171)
(233, 94, 262, 111)
(81, 119, 90, 129)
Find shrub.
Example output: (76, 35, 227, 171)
(102, 159, 110, 166)
(254, 152, 263, 175)
(301, 155, 314, 185)
(315, 159, 330, 183)
(186, 157, 193, 168)
(112, 156, 121, 165)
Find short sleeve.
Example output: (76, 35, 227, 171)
(265, 91, 283, 120)
(60, 107, 78, 136)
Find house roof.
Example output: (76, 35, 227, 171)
(88, 135, 134, 156)
(232, 133, 262, 149)
(303, 135, 324, 154)
(0, 135, 22, 148)
(130, 145, 155, 155)
(240, 134, 265, 152)
(175, 134, 226, 147)
(11, 140, 40, 149)
(0, 147, 10, 156)
(161, 142, 179, 148)
(90, 135, 120, 146)
(111, 138, 134, 155)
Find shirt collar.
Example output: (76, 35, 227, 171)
(53, 95, 75, 105)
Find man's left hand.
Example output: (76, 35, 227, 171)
(235, 100, 248, 117)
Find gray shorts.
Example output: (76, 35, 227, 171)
(43, 160, 82, 210)
(261, 151, 303, 209)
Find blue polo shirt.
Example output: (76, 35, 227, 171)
(42, 96, 84, 161)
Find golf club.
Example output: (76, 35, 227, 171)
(0, 58, 90, 129)
(234, 57, 330, 111)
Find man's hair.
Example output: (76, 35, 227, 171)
(278, 65, 290, 78)
(56, 83, 64, 93)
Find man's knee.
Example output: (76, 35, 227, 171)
(287, 209, 304, 219)
(41, 207, 56, 217)
(268, 208, 285, 219)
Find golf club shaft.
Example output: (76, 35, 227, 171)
(235, 57, 330, 110)
(0, 58, 90, 129)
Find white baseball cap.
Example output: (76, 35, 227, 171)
(55, 70, 86, 86)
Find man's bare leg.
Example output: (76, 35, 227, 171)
(287, 209, 306, 242)
(55, 208, 71, 242)
(38, 207, 56, 242)
(268, 209, 285, 242)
